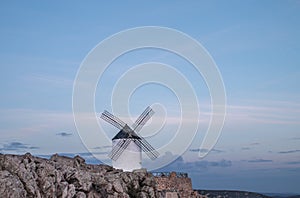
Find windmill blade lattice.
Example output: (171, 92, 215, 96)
(101, 110, 126, 130)
(108, 139, 125, 159)
(100, 106, 159, 162)
(132, 106, 154, 132)
(109, 139, 132, 161)
(136, 138, 159, 160)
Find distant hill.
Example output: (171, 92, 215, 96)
(263, 193, 300, 198)
(197, 190, 300, 198)
(197, 189, 270, 198)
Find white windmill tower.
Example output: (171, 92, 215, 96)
(100, 106, 159, 171)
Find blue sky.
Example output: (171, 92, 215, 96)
(0, 1, 300, 194)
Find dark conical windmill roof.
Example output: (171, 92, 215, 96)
(112, 124, 141, 140)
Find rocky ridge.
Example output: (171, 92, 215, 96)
(0, 153, 160, 198)
(1, 153, 290, 198)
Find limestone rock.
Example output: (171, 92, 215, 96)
(0, 153, 157, 197)
(0, 170, 27, 197)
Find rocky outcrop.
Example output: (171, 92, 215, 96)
(0, 153, 158, 198)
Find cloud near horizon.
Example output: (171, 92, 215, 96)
(0, 141, 39, 152)
(155, 155, 232, 173)
(286, 161, 300, 165)
(247, 159, 273, 163)
(56, 132, 73, 137)
(241, 147, 251, 150)
(189, 148, 225, 154)
(278, 150, 300, 154)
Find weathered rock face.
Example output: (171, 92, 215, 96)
(0, 153, 158, 198)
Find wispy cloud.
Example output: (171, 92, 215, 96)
(291, 137, 300, 141)
(226, 101, 300, 125)
(247, 159, 273, 163)
(0, 141, 39, 152)
(189, 148, 225, 154)
(278, 150, 300, 154)
(56, 132, 73, 137)
(152, 152, 232, 173)
(241, 147, 251, 150)
(240, 143, 260, 151)
(0, 108, 75, 137)
(211, 149, 225, 153)
(156, 156, 232, 173)
(286, 161, 300, 165)
(92, 145, 111, 150)
(190, 148, 208, 153)
(102, 99, 300, 127)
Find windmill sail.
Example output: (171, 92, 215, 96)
(132, 106, 159, 159)
(132, 106, 154, 132)
(101, 110, 126, 130)
(109, 139, 132, 161)
(108, 139, 126, 159)
(100, 106, 159, 163)
(136, 138, 159, 160)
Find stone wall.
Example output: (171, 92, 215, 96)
(154, 172, 202, 198)
(154, 172, 192, 192)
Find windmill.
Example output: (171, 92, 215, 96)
(100, 106, 159, 171)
